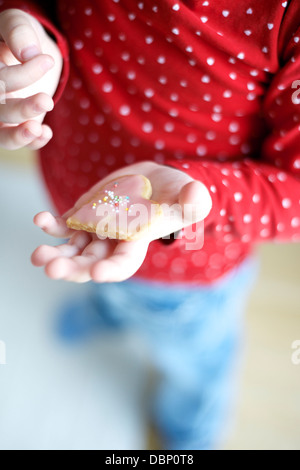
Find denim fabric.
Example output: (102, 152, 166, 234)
(89, 258, 258, 450)
(57, 257, 258, 449)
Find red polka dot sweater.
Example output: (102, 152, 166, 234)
(1, 0, 300, 284)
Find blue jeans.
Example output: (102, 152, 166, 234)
(58, 258, 258, 450)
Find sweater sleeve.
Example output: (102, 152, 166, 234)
(165, 1, 300, 246)
(0, 0, 69, 103)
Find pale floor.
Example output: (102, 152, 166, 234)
(225, 244, 300, 450)
(0, 149, 299, 450)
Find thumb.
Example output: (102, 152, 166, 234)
(0, 9, 42, 62)
(178, 180, 212, 223)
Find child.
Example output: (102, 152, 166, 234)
(0, 0, 299, 449)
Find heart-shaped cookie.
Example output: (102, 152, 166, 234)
(66, 174, 163, 241)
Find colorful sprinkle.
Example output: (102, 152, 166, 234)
(91, 184, 131, 212)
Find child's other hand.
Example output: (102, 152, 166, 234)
(31, 161, 212, 283)
(0, 8, 63, 150)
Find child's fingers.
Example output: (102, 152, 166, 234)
(26, 124, 53, 150)
(90, 238, 150, 283)
(33, 211, 74, 238)
(0, 94, 54, 124)
(0, 8, 42, 62)
(31, 245, 74, 267)
(0, 55, 54, 93)
(0, 120, 42, 150)
(31, 232, 92, 267)
(44, 239, 113, 283)
(179, 181, 213, 222)
(0, 41, 19, 67)
(81, 238, 115, 260)
(45, 257, 93, 283)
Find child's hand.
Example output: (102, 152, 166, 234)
(0, 8, 63, 150)
(31, 161, 212, 283)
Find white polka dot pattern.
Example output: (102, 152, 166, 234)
(3, 0, 299, 285)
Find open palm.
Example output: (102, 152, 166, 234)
(31, 161, 212, 283)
